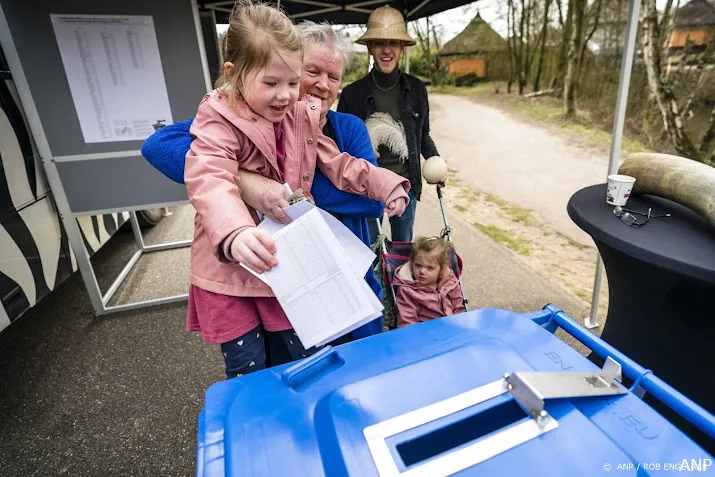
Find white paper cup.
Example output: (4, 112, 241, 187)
(606, 175, 636, 206)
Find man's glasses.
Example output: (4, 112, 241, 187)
(613, 206, 670, 227)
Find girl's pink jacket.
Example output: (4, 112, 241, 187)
(185, 90, 409, 297)
(394, 263, 465, 327)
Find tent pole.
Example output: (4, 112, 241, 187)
(586, 0, 642, 329)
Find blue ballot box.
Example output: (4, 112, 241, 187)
(196, 305, 714, 477)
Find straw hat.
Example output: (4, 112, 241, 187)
(356, 6, 416, 46)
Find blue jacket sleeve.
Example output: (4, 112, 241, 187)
(140, 118, 195, 184)
(311, 116, 385, 218)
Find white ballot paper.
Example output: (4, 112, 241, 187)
(259, 200, 376, 277)
(245, 203, 383, 349)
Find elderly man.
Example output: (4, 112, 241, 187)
(141, 21, 384, 357)
(338, 6, 441, 243)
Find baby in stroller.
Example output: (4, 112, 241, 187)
(394, 237, 466, 328)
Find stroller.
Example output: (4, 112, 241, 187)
(373, 186, 469, 330)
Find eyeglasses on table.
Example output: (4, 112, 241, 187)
(613, 206, 671, 227)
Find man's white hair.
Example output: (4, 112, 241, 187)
(295, 20, 350, 64)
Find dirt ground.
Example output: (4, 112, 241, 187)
(429, 93, 614, 245)
(439, 171, 609, 320)
(429, 93, 611, 320)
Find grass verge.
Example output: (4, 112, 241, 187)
(472, 222, 532, 256)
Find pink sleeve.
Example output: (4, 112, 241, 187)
(395, 287, 420, 328)
(449, 285, 466, 315)
(384, 185, 410, 207)
(315, 134, 410, 203)
(220, 226, 254, 262)
(185, 100, 257, 255)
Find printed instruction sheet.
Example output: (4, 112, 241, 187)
(50, 14, 173, 143)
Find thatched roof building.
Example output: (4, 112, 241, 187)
(439, 13, 506, 58)
(668, 0, 715, 55)
(674, 0, 715, 29)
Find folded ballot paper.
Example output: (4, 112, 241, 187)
(242, 199, 384, 349)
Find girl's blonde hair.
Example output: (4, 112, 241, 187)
(410, 236, 451, 276)
(217, 0, 303, 102)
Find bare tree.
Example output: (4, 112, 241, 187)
(659, 0, 678, 67)
(412, 17, 446, 85)
(577, 0, 603, 82)
(507, 0, 516, 93)
(513, 0, 542, 94)
(641, 0, 715, 163)
(511, 0, 524, 93)
(564, 0, 585, 119)
(518, 0, 527, 93)
(505, 0, 549, 95)
(522, 0, 534, 93)
(533, 0, 554, 91)
(551, 0, 573, 91)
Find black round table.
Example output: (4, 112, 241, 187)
(568, 184, 715, 453)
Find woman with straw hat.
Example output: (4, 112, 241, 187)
(338, 5, 444, 243)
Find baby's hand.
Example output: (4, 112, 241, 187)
(230, 228, 277, 274)
(385, 196, 407, 217)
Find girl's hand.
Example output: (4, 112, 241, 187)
(230, 228, 277, 274)
(234, 170, 291, 224)
(385, 197, 407, 217)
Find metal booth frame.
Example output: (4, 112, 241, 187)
(0, 0, 211, 315)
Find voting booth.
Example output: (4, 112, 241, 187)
(0, 0, 212, 314)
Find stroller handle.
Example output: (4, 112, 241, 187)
(374, 185, 469, 313)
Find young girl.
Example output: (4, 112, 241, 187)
(184, 1, 410, 378)
(394, 237, 466, 328)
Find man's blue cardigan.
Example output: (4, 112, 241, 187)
(141, 110, 384, 338)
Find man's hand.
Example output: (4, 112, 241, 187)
(234, 170, 291, 224)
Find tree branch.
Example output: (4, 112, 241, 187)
(678, 39, 715, 115)
(512, 0, 524, 92)
(525, 0, 535, 75)
(534, 0, 554, 91)
(518, 0, 527, 92)
(555, 0, 565, 28)
(698, 105, 715, 156)
(526, 0, 539, 72)
(659, 0, 678, 70)
(507, 0, 516, 92)
(552, 0, 574, 90)
(431, 20, 441, 51)
(578, 0, 602, 80)
(641, 0, 701, 160)
(675, 36, 694, 80)
(564, 0, 585, 119)
(583, 0, 602, 48)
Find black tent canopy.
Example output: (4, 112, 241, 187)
(200, 0, 477, 25)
